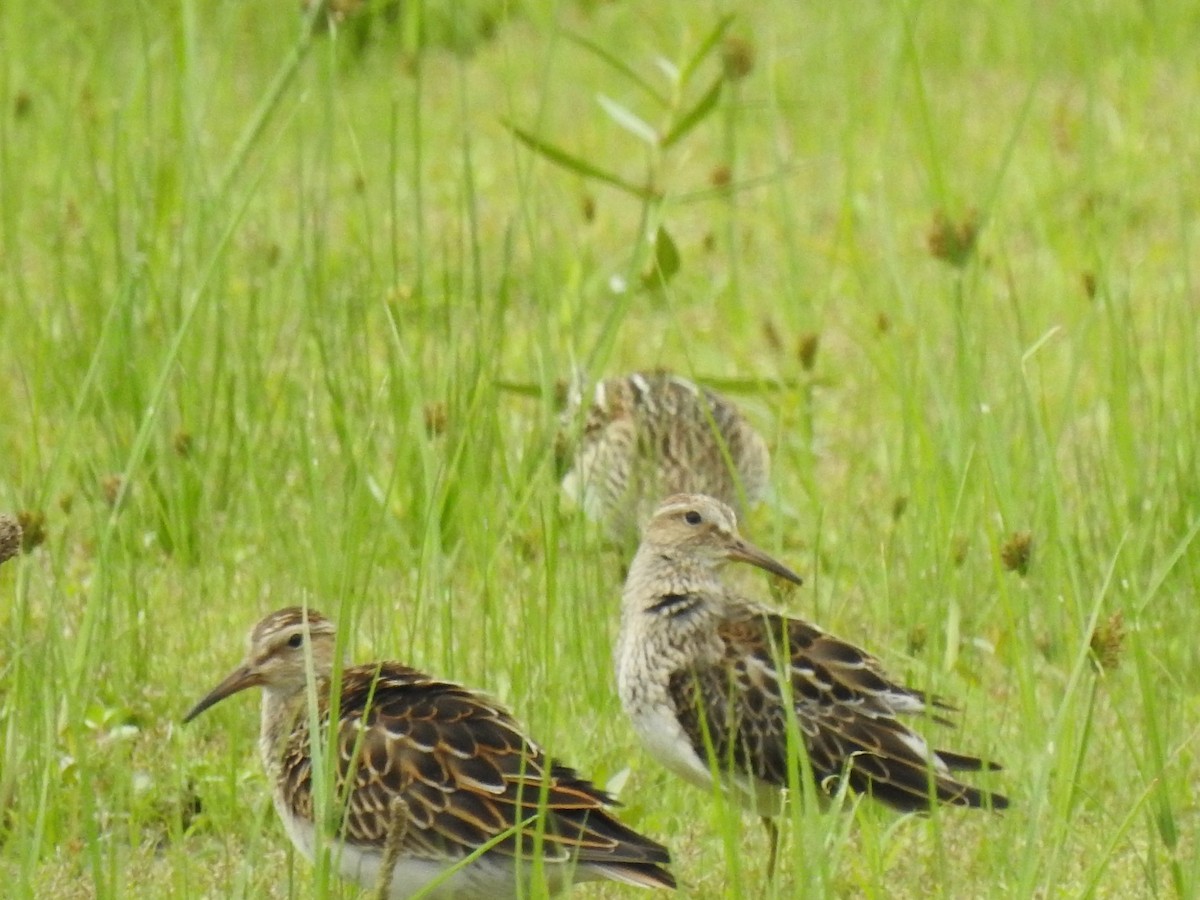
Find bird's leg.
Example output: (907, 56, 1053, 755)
(374, 796, 410, 900)
(762, 816, 780, 881)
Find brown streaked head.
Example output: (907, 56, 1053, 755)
(183, 607, 337, 724)
(641, 493, 803, 586)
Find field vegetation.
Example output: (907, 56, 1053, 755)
(2, 1, 1198, 897)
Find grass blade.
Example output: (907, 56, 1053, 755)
(561, 28, 668, 106)
(661, 74, 724, 149)
(503, 120, 654, 199)
(595, 93, 659, 146)
(679, 12, 736, 86)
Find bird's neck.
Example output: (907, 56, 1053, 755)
(623, 547, 721, 617)
(258, 678, 328, 775)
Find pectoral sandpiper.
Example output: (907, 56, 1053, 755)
(616, 495, 1007, 870)
(185, 607, 676, 898)
(559, 372, 769, 540)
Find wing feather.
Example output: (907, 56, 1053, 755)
(668, 610, 1007, 812)
(278, 663, 676, 875)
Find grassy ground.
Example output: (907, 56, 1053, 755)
(2, 0, 1199, 897)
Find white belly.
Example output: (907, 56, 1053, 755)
(626, 698, 716, 791)
(275, 798, 577, 899)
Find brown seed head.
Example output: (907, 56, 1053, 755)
(761, 318, 783, 353)
(1000, 531, 1033, 576)
(102, 475, 125, 508)
(1090, 610, 1125, 672)
(552, 378, 570, 409)
(950, 534, 970, 567)
(16, 510, 46, 552)
(927, 209, 979, 268)
(797, 332, 820, 371)
(721, 36, 755, 81)
(423, 401, 449, 437)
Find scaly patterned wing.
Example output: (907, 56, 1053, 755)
(281, 664, 675, 875)
(669, 611, 1007, 812)
(629, 375, 768, 513)
(562, 373, 768, 531)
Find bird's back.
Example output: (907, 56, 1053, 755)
(563, 373, 769, 536)
(668, 608, 1008, 813)
(275, 662, 676, 894)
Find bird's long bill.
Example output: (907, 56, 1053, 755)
(727, 538, 804, 586)
(182, 665, 262, 723)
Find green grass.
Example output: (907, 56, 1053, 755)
(2, 0, 1199, 897)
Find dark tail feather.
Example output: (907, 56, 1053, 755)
(869, 777, 1010, 812)
(935, 748, 1004, 772)
(857, 774, 1009, 813)
(947, 782, 1010, 811)
(842, 751, 1010, 813)
(591, 862, 677, 890)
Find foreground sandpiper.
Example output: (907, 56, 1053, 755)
(559, 372, 769, 539)
(616, 495, 1007, 868)
(185, 607, 675, 898)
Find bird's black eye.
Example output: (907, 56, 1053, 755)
(684, 510, 702, 525)
(287, 633, 304, 649)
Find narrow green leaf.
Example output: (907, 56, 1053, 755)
(561, 29, 668, 107)
(502, 121, 653, 199)
(494, 379, 544, 398)
(657, 226, 676, 280)
(642, 226, 681, 288)
(655, 226, 681, 279)
(679, 12, 737, 87)
(671, 159, 810, 204)
(661, 74, 724, 149)
(595, 94, 659, 146)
